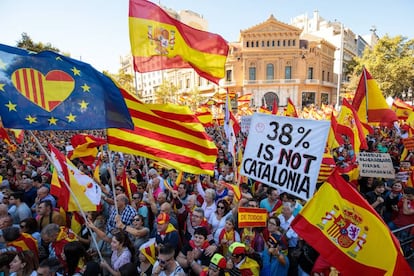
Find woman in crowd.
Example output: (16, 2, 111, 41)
(9, 251, 38, 276)
(208, 199, 233, 236)
(116, 214, 149, 250)
(100, 231, 135, 276)
(215, 217, 240, 256)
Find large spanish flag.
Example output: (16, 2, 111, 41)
(352, 67, 398, 126)
(392, 98, 414, 120)
(291, 170, 412, 275)
(129, 0, 229, 84)
(107, 89, 218, 175)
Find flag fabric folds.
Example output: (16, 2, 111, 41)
(49, 144, 101, 212)
(0, 43, 133, 130)
(224, 93, 240, 158)
(291, 170, 412, 275)
(392, 98, 414, 120)
(107, 89, 218, 175)
(67, 134, 107, 166)
(128, 0, 229, 84)
(337, 99, 368, 154)
(352, 67, 398, 126)
(284, 98, 298, 117)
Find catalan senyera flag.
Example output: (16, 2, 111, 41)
(292, 170, 412, 275)
(128, 0, 229, 84)
(352, 67, 398, 126)
(0, 44, 133, 130)
(337, 99, 368, 154)
(67, 134, 107, 166)
(49, 143, 101, 212)
(284, 98, 298, 117)
(195, 107, 213, 128)
(107, 89, 218, 175)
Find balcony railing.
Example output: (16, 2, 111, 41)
(305, 79, 320, 84)
(243, 79, 300, 85)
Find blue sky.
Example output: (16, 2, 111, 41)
(1, 0, 413, 73)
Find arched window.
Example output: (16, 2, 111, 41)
(266, 64, 274, 80)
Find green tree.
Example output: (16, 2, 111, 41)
(184, 87, 206, 111)
(155, 81, 178, 104)
(16, 32, 61, 53)
(349, 35, 414, 97)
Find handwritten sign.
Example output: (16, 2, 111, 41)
(240, 113, 330, 200)
(240, 116, 252, 133)
(357, 152, 395, 179)
(238, 207, 268, 228)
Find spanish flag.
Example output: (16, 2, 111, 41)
(352, 67, 398, 126)
(392, 98, 414, 120)
(129, 0, 229, 84)
(291, 170, 412, 275)
(284, 98, 298, 117)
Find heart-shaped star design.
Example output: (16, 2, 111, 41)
(11, 68, 75, 112)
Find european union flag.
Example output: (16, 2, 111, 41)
(0, 43, 133, 130)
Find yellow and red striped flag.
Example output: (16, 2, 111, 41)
(392, 98, 414, 120)
(195, 107, 213, 128)
(67, 134, 107, 166)
(352, 67, 398, 126)
(129, 0, 229, 84)
(291, 170, 412, 275)
(284, 98, 298, 117)
(49, 144, 101, 212)
(107, 89, 218, 175)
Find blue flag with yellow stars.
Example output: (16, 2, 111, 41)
(0, 43, 134, 130)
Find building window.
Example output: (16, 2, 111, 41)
(308, 67, 314, 79)
(251, 41, 254, 48)
(249, 67, 256, 80)
(256, 41, 259, 47)
(267, 41, 270, 47)
(246, 41, 249, 47)
(277, 40, 280, 47)
(226, 70, 232, 82)
(283, 40, 286, 46)
(322, 70, 325, 81)
(285, 66, 291, 79)
(272, 40, 275, 47)
(288, 40, 291, 46)
(261, 41, 265, 47)
(302, 92, 316, 107)
(321, 93, 329, 105)
(327, 72, 330, 82)
(266, 64, 274, 80)
(292, 40, 296, 47)
(186, 78, 190, 88)
(198, 77, 202, 86)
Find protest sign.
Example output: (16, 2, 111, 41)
(240, 113, 330, 200)
(358, 152, 395, 179)
(240, 115, 252, 133)
(238, 207, 268, 228)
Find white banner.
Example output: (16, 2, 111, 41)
(240, 114, 330, 200)
(357, 152, 395, 179)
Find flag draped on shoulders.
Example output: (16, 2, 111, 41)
(107, 89, 218, 175)
(0, 43, 133, 130)
(49, 144, 101, 212)
(352, 67, 398, 126)
(128, 0, 229, 84)
(291, 170, 412, 275)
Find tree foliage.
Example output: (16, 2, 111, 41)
(155, 81, 179, 104)
(16, 32, 61, 53)
(348, 35, 414, 97)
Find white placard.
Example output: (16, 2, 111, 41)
(240, 115, 252, 133)
(357, 152, 395, 179)
(240, 114, 330, 200)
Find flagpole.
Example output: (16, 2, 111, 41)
(108, 150, 119, 215)
(28, 131, 104, 262)
(363, 67, 369, 122)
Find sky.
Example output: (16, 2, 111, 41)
(1, 0, 413, 74)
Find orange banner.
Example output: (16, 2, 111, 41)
(238, 207, 268, 228)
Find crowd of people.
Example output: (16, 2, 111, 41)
(0, 122, 413, 276)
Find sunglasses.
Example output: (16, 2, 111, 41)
(132, 197, 140, 200)
(217, 205, 225, 209)
(158, 257, 173, 265)
(248, 204, 257, 208)
(115, 188, 123, 191)
(133, 218, 141, 221)
(3, 197, 9, 200)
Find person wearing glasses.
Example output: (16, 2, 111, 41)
(130, 192, 149, 228)
(106, 194, 137, 234)
(116, 214, 149, 250)
(152, 243, 185, 276)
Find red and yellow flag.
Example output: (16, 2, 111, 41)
(352, 67, 398, 126)
(337, 99, 368, 154)
(7, 233, 38, 256)
(195, 107, 213, 128)
(107, 89, 218, 175)
(291, 170, 412, 275)
(326, 112, 345, 150)
(128, 0, 229, 84)
(49, 144, 102, 212)
(284, 98, 298, 117)
(67, 134, 107, 166)
(392, 98, 414, 120)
